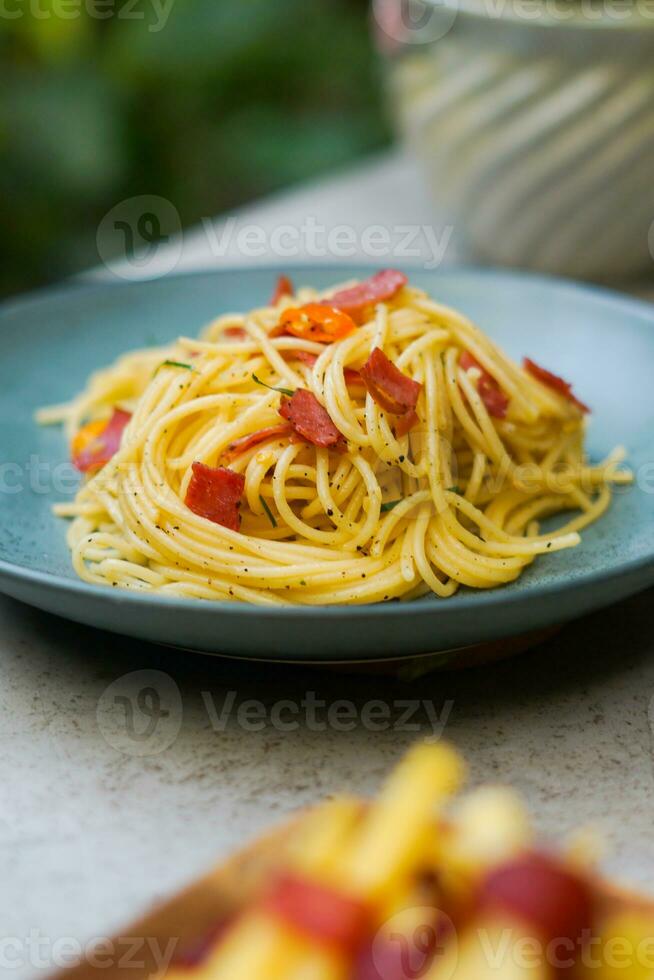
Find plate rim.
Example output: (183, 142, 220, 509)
(4, 260, 654, 326)
(0, 543, 653, 622)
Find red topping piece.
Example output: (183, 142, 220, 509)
(185, 463, 245, 531)
(292, 350, 363, 386)
(279, 389, 345, 449)
(344, 366, 365, 387)
(329, 269, 408, 323)
(270, 274, 294, 305)
(72, 409, 131, 473)
(221, 424, 294, 463)
(274, 303, 357, 343)
(478, 852, 593, 945)
(292, 349, 318, 368)
(360, 348, 421, 417)
(523, 357, 590, 414)
(263, 873, 370, 952)
(354, 913, 450, 980)
(394, 409, 419, 438)
(223, 326, 247, 340)
(460, 351, 509, 419)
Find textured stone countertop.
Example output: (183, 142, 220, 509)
(3, 588, 654, 977)
(2, 149, 653, 978)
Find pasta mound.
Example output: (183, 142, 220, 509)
(37, 274, 630, 605)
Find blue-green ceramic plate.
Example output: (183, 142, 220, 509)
(0, 266, 652, 663)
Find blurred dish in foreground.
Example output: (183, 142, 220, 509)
(38, 270, 630, 606)
(59, 743, 654, 980)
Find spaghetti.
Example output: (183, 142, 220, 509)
(37, 271, 631, 605)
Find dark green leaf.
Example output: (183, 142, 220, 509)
(259, 494, 277, 529)
(160, 360, 195, 372)
(252, 374, 294, 397)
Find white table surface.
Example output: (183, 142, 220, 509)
(3, 149, 654, 979)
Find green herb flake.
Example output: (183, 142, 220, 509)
(447, 485, 462, 495)
(380, 499, 403, 512)
(252, 373, 294, 397)
(158, 360, 195, 373)
(259, 494, 277, 529)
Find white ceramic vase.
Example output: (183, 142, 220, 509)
(377, 0, 654, 280)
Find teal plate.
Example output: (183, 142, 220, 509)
(0, 265, 653, 663)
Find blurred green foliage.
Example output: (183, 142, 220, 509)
(0, 0, 390, 296)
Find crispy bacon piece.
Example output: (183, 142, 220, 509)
(273, 303, 357, 343)
(360, 348, 421, 417)
(292, 350, 363, 386)
(279, 389, 345, 449)
(221, 424, 294, 463)
(328, 269, 408, 323)
(270, 274, 294, 305)
(523, 357, 590, 414)
(71, 409, 131, 473)
(394, 409, 419, 437)
(460, 351, 509, 420)
(185, 463, 245, 531)
(263, 874, 371, 952)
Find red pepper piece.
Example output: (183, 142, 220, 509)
(273, 303, 357, 343)
(270, 274, 294, 305)
(71, 409, 131, 473)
